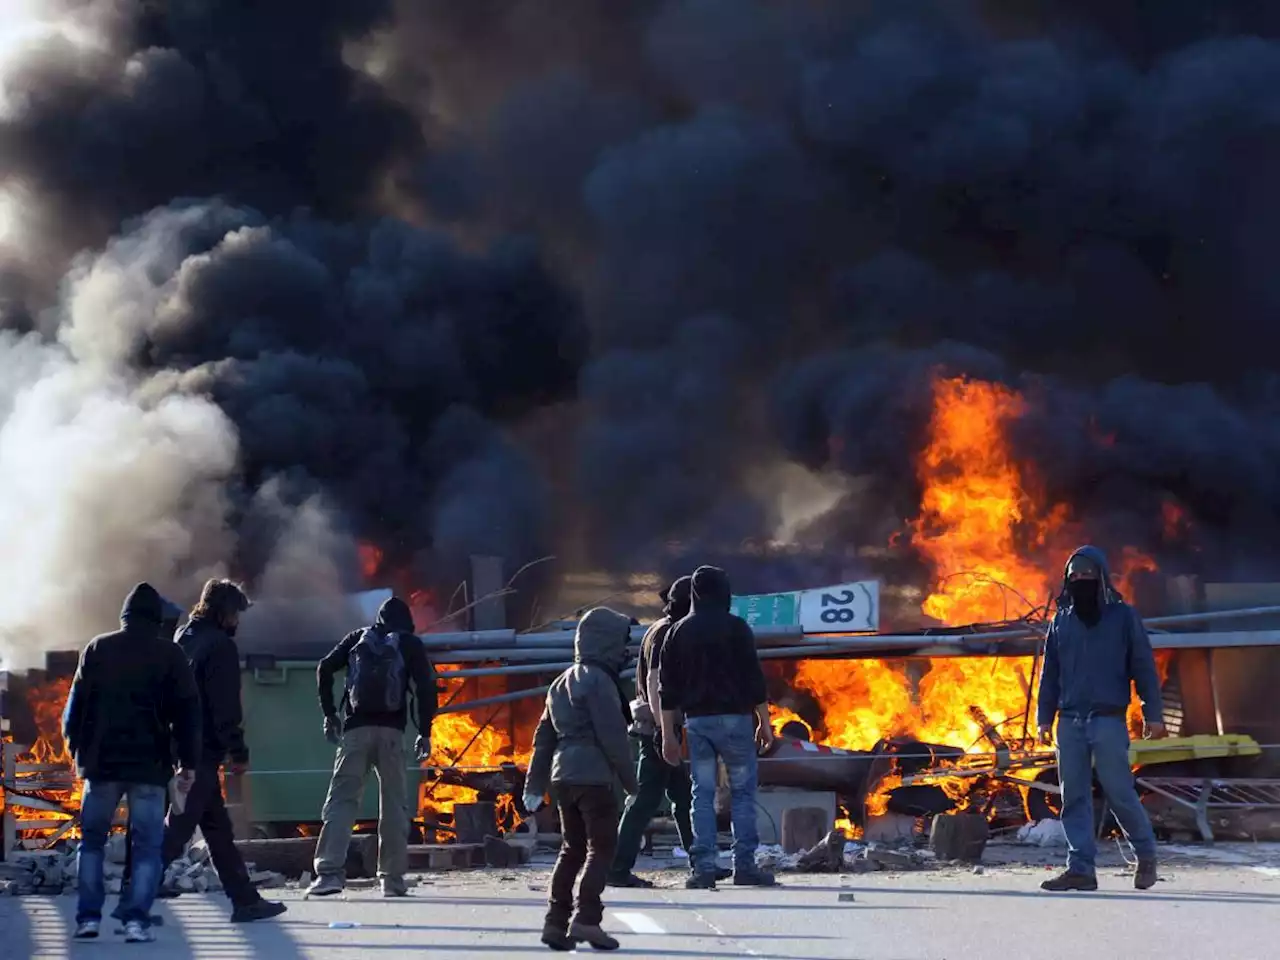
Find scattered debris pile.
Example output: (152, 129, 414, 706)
(0, 835, 285, 897)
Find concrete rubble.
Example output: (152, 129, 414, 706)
(0, 833, 287, 897)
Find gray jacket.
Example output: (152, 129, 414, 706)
(1037, 545, 1164, 728)
(526, 607, 638, 795)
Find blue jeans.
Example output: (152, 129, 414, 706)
(685, 714, 759, 876)
(1057, 714, 1157, 875)
(77, 780, 167, 926)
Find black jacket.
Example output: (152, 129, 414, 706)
(659, 566, 767, 718)
(176, 615, 250, 766)
(62, 583, 202, 786)
(317, 597, 437, 734)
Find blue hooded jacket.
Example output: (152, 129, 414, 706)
(1036, 545, 1164, 728)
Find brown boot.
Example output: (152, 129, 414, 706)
(1135, 859, 1158, 890)
(569, 921, 620, 951)
(1040, 870, 1098, 892)
(540, 922, 574, 951)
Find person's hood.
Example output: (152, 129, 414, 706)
(574, 606, 631, 672)
(120, 582, 163, 627)
(691, 565, 731, 612)
(375, 596, 416, 634)
(660, 575, 693, 620)
(1059, 545, 1119, 609)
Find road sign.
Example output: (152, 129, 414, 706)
(730, 590, 799, 627)
(797, 580, 879, 633)
(729, 580, 880, 632)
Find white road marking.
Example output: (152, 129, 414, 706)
(612, 911, 666, 935)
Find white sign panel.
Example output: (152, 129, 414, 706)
(798, 580, 879, 633)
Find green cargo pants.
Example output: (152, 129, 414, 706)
(313, 725, 410, 884)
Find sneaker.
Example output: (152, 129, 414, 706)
(1040, 870, 1098, 892)
(685, 871, 716, 890)
(110, 906, 163, 927)
(306, 874, 345, 897)
(540, 922, 575, 951)
(1135, 859, 1158, 890)
(732, 868, 777, 887)
(713, 867, 733, 882)
(568, 921, 619, 951)
(231, 899, 288, 923)
(123, 921, 155, 943)
(606, 871, 653, 889)
(73, 920, 100, 939)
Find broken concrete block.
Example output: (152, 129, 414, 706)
(782, 807, 830, 855)
(929, 813, 989, 863)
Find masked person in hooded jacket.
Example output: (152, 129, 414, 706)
(162, 579, 287, 923)
(606, 577, 706, 888)
(310, 596, 438, 898)
(1037, 546, 1166, 892)
(525, 607, 638, 952)
(62, 583, 202, 944)
(659, 566, 775, 889)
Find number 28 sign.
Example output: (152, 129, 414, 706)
(797, 581, 879, 633)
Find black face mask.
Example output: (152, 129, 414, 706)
(1067, 578, 1101, 622)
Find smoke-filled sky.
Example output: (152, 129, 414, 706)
(3, 0, 1280, 665)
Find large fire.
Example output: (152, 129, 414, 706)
(2, 677, 83, 844)
(786, 375, 1171, 823)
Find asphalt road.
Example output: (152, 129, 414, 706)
(4, 852, 1280, 959)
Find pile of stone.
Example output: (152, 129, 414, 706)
(0, 833, 285, 896)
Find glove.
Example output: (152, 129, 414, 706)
(323, 716, 342, 745)
(523, 792, 544, 814)
(415, 735, 431, 761)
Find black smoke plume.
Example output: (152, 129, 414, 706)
(4, 1, 1280, 663)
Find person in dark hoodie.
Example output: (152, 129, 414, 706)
(659, 565, 775, 889)
(309, 596, 437, 898)
(62, 583, 202, 943)
(1037, 546, 1166, 892)
(606, 577, 700, 889)
(115, 595, 184, 927)
(525, 607, 638, 952)
(161, 579, 287, 923)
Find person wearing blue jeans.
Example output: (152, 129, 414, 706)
(659, 566, 775, 889)
(683, 714, 766, 881)
(63, 583, 202, 942)
(1037, 547, 1166, 893)
(78, 782, 168, 932)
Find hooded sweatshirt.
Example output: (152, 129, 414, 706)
(62, 583, 202, 786)
(317, 597, 438, 734)
(1037, 546, 1164, 728)
(525, 607, 639, 795)
(659, 566, 768, 717)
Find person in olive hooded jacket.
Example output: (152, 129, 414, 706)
(525, 607, 638, 952)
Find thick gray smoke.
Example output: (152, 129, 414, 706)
(4, 1, 1280, 665)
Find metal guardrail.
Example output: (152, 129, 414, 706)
(1136, 776, 1280, 843)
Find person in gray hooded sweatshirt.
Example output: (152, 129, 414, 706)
(1037, 545, 1166, 892)
(525, 607, 638, 952)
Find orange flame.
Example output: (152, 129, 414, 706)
(794, 375, 1166, 820)
(3, 677, 83, 839)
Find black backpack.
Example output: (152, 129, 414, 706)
(345, 627, 408, 714)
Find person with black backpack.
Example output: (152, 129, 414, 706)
(310, 596, 437, 898)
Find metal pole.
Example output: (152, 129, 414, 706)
(441, 669, 636, 714)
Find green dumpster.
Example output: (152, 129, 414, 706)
(240, 658, 421, 828)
